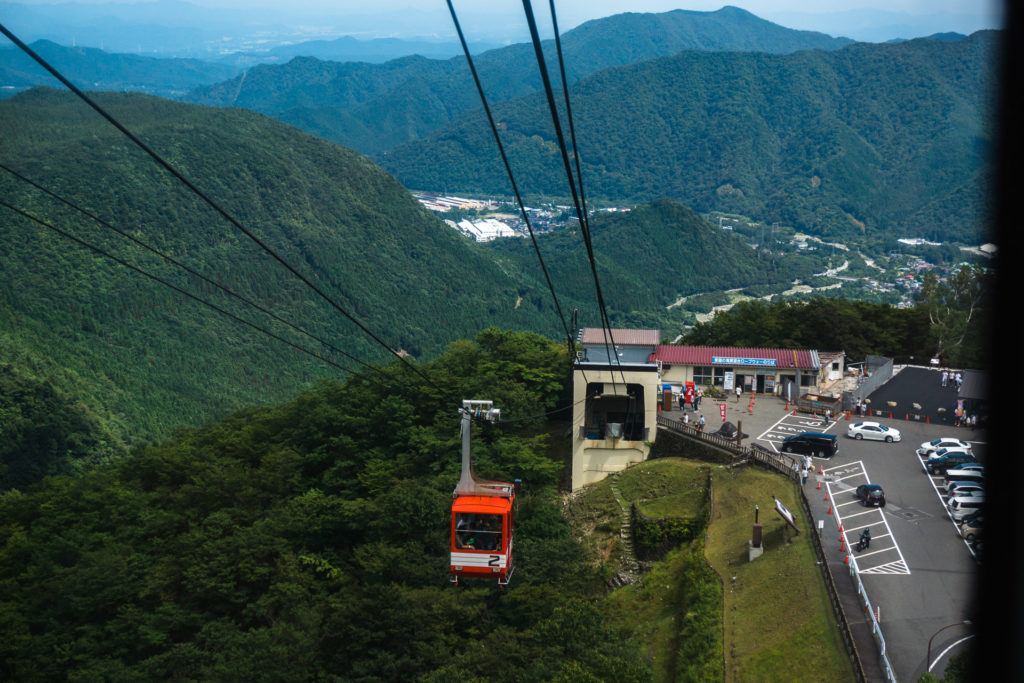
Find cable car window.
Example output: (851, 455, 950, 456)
(455, 513, 503, 551)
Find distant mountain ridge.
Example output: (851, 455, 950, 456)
(188, 6, 853, 155)
(0, 40, 238, 97)
(384, 31, 996, 244)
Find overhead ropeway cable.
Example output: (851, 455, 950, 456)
(445, 0, 586, 382)
(518, 0, 629, 389)
(0, 22, 441, 391)
(0, 162, 394, 381)
(0, 199, 364, 378)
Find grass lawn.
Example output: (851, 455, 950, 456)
(704, 465, 855, 682)
(605, 541, 723, 683)
(565, 458, 709, 576)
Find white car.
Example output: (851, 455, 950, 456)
(847, 421, 902, 443)
(917, 437, 972, 457)
(947, 485, 984, 498)
(946, 481, 984, 496)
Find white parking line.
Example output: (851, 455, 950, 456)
(758, 412, 799, 441)
(835, 473, 867, 482)
(826, 460, 910, 575)
(835, 500, 861, 508)
(915, 452, 979, 560)
(845, 520, 887, 532)
(855, 546, 898, 560)
(842, 509, 880, 520)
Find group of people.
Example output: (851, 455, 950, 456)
(854, 401, 871, 417)
(678, 387, 705, 411)
(455, 513, 502, 551)
(682, 411, 707, 431)
(941, 370, 963, 389)
(954, 410, 979, 429)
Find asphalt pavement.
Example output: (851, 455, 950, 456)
(864, 366, 968, 426)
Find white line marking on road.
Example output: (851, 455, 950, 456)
(835, 472, 868, 482)
(827, 461, 910, 575)
(758, 412, 797, 441)
(845, 520, 887, 532)
(836, 500, 861, 507)
(928, 635, 976, 672)
(853, 546, 897, 560)
(915, 452, 978, 560)
(841, 509, 879, 520)
(860, 559, 909, 575)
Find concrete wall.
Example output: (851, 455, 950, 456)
(571, 366, 661, 490)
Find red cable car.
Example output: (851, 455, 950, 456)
(449, 400, 518, 587)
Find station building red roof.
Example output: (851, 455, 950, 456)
(652, 345, 819, 370)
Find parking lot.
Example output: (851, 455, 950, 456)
(751, 404, 981, 680)
(826, 460, 910, 575)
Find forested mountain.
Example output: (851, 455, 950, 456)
(386, 31, 996, 244)
(0, 89, 795, 451)
(0, 329, 648, 681)
(0, 40, 238, 97)
(188, 6, 851, 155)
(0, 89, 560, 445)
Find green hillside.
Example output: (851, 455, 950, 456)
(188, 7, 851, 156)
(0, 89, 562, 444)
(385, 32, 996, 244)
(0, 40, 238, 98)
(0, 329, 648, 681)
(489, 200, 813, 327)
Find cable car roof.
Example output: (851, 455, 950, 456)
(452, 495, 513, 513)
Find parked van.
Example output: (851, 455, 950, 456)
(781, 432, 839, 458)
(927, 451, 977, 475)
(944, 467, 984, 489)
(949, 495, 984, 522)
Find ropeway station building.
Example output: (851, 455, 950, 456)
(571, 327, 843, 489)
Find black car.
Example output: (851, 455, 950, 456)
(855, 484, 886, 507)
(781, 432, 839, 458)
(926, 450, 977, 475)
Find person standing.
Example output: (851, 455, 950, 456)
(804, 454, 812, 472)
(683, 411, 690, 427)
(698, 414, 706, 432)
(955, 372, 963, 389)
(695, 388, 703, 411)
(735, 385, 742, 403)
(941, 370, 948, 388)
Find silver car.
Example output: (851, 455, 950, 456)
(847, 421, 902, 443)
(917, 437, 972, 457)
(946, 481, 984, 496)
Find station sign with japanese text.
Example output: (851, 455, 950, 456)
(712, 356, 777, 367)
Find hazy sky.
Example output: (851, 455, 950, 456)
(3, 0, 1004, 46)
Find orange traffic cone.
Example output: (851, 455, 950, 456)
(824, 492, 829, 502)
(844, 553, 850, 566)
(827, 503, 833, 515)
(840, 536, 845, 552)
